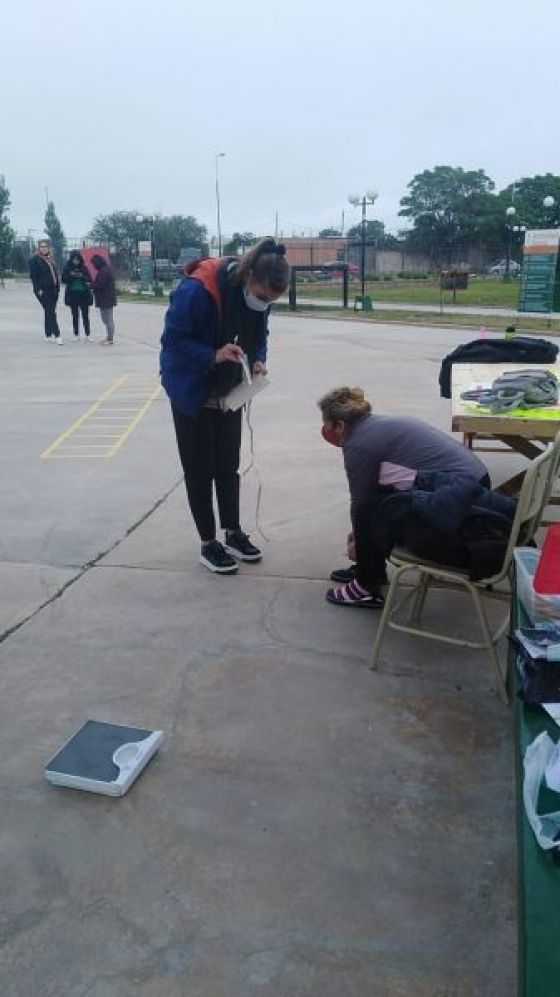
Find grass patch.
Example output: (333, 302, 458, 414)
(273, 302, 560, 335)
(117, 289, 170, 305)
(116, 285, 560, 334)
(296, 276, 521, 308)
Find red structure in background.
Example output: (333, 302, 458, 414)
(79, 245, 110, 281)
(534, 525, 560, 594)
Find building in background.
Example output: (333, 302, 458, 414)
(281, 237, 432, 275)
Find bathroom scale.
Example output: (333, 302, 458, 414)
(44, 720, 164, 797)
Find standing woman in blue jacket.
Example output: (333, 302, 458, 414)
(160, 238, 290, 574)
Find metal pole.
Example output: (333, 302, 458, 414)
(289, 269, 297, 311)
(505, 224, 512, 281)
(361, 197, 366, 300)
(150, 218, 158, 290)
(215, 155, 223, 257)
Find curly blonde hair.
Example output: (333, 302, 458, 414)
(317, 386, 372, 425)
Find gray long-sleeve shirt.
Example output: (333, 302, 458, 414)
(343, 414, 488, 524)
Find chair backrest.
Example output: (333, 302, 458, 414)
(542, 431, 560, 509)
(489, 436, 560, 583)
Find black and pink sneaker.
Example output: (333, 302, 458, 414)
(326, 579, 384, 609)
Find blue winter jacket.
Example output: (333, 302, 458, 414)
(160, 258, 268, 417)
(380, 471, 517, 536)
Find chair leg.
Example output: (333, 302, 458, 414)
(470, 586, 509, 704)
(371, 565, 407, 670)
(408, 574, 430, 625)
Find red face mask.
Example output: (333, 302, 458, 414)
(321, 424, 342, 447)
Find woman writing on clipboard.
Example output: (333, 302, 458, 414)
(160, 238, 290, 574)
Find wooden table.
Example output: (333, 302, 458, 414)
(452, 362, 560, 493)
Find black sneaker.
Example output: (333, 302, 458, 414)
(330, 564, 357, 583)
(224, 530, 262, 562)
(199, 540, 239, 574)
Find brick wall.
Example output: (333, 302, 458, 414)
(282, 238, 346, 266)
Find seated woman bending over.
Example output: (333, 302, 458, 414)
(318, 386, 515, 609)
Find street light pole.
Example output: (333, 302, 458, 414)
(136, 213, 158, 292)
(505, 205, 516, 280)
(149, 217, 159, 292)
(360, 197, 366, 300)
(543, 195, 556, 227)
(215, 153, 225, 256)
(348, 188, 378, 303)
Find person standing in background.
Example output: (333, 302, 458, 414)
(61, 250, 93, 340)
(91, 254, 117, 345)
(29, 240, 63, 344)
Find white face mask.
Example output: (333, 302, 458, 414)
(243, 287, 270, 312)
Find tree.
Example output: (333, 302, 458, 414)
(90, 211, 146, 272)
(499, 174, 560, 229)
(318, 227, 341, 237)
(153, 214, 208, 261)
(44, 201, 66, 269)
(0, 176, 15, 275)
(89, 211, 208, 273)
(399, 166, 495, 264)
(223, 231, 258, 255)
(346, 218, 399, 249)
(10, 238, 32, 273)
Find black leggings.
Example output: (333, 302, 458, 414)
(38, 294, 60, 338)
(69, 300, 90, 336)
(171, 404, 242, 542)
(354, 474, 491, 589)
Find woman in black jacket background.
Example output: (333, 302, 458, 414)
(29, 240, 62, 343)
(61, 251, 93, 339)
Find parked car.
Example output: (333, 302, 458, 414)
(317, 261, 360, 279)
(487, 259, 521, 277)
(175, 247, 203, 276)
(154, 258, 175, 281)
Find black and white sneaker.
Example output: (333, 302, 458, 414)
(199, 540, 239, 574)
(224, 530, 262, 562)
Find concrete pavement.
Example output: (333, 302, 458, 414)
(0, 282, 518, 996)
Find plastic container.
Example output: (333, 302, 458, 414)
(514, 548, 560, 623)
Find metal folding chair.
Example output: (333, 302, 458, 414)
(371, 433, 560, 703)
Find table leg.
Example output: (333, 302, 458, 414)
(493, 436, 545, 461)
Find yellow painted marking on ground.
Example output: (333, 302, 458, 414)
(41, 375, 162, 459)
(41, 375, 129, 457)
(106, 384, 164, 457)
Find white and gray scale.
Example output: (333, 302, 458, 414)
(45, 720, 164, 797)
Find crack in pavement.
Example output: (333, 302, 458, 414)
(0, 476, 183, 646)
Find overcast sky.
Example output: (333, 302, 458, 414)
(2, 0, 559, 243)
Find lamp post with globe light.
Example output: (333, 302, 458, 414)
(348, 189, 378, 300)
(136, 214, 159, 293)
(215, 153, 226, 256)
(542, 195, 556, 227)
(505, 205, 516, 281)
